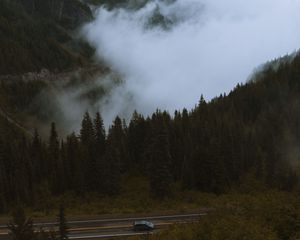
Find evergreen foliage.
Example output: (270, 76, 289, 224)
(48, 122, 60, 194)
(7, 206, 34, 240)
(80, 112, 98, 191)
(57, 204, 69, 240)
(1, 51, 300, 209)
(148, 111, 172, 198)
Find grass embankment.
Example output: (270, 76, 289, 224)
(123, 183, 300, 240)
(1, 176, 299, 218)
(2, 176, 300, 240)
(24, 176, 214, 219)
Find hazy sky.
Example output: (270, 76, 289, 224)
(83, 0, 300, 124)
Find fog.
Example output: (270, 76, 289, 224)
(83, 0, 300, 124)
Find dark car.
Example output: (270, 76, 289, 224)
(133, 220, 155, 231)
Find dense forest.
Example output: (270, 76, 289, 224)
(1, 51, 300, 213)
(1, 0, 300, 239)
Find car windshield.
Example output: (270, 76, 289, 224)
(134, 220, 154, 228)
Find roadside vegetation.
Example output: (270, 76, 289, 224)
(7, 204, 69, 240)
(1, 51, 300, 211)
(5, 186, 300, 240)
(1, 58, 300, 238)
(124, 189, 300, 240)
(2, 1, 300, 240)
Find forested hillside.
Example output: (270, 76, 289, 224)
(1, 51, 300, 212)
(1, 0, 300, 239)
(0, 0, 94, 75)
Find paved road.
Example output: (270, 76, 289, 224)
(0, 212, 206, 239)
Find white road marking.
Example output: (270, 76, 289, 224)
(69, 232, 153, 239)
(0, 213, 206, 229)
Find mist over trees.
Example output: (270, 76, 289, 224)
(0, 51, 300, 211)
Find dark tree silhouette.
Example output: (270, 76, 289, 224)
(57, 204, 69, 240)
(7, 206, 34, 240)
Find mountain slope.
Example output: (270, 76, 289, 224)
(0, 0, 94, 75)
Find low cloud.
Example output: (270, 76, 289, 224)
(83, 0, 300, 123)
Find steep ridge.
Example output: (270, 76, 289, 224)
(0, 65, 113, 136)
(0, 0, 95, 75)
(0, 107, 33, 137)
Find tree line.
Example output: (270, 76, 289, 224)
(8, 204, 69, 240)
(1, 52, 300, 212)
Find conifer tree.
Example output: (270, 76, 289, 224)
(128, 111, 147, 170)
(80, 112, 94, 146)
(148, 114, 172, 198)
(7, 206, 34, 240)
(101, 116, 126, 195)
(80, 112, 97, 191)
(93, 112, 106, 192)
(107, 116, 129, 173)
(48, 122, 60, 193)
(57, 204, 68, 240)
(0, 134, 8, 212)
(102, 142, 121, 195)
(66, 133, 83, 192)
(58, 140, 66, 193)
(31, 129, 43, 183)
(94, 112, 105, 153)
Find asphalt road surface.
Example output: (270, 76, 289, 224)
(0, 212, 207, 239)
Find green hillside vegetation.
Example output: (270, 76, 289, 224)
(2, 1, 300, 238)
(126, 190, 300, 240)
(0, 0, 94, 75)
(0, 66, 118, 137)
(3, 185, 300, 239)
(1, 51, 300, 210)
(16, 0, 92, 29)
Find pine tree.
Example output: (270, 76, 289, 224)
(101, 116, 126, 195)
(93, 112, 106, 192)
(0, 136, 7, 212)
(48, 122, 60, 193)
(102, 142, 121, 195)
(7, 206, 34, 240)
(0, 127, 16, 210)
(108, 116, 129, 173)
(66, 133, 83, 192)
(80, 112, 94, 146)
(31, 129, 43, 183)
(57, 204, 68, 240)
(14, 136, 32, 204)
(58, 140, 66, 193)
(80, 112, 97, 191)
(94, 112, 105, 152)
(148, 113, 173, 198)
(128, 111, 147, 171)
